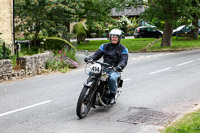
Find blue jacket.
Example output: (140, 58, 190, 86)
(91, 42, 128, 69)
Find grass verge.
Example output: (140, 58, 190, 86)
(148, 36, 200, 52)
(162, 109, 200, 133)
(75, 38, 156, 52)
(74, 36, 200, 52)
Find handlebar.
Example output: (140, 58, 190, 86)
(86, 60, 122, 72)
(86, 60, 110, 67)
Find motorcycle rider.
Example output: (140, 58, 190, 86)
(84, 29, 129, 104)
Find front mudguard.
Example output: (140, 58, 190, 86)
(83, 80, 95, 87)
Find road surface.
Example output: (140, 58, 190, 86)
(0, 49, 200, 133)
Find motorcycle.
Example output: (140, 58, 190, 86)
(76, 52, 123, 119)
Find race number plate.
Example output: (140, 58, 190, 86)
(90, 63, 101, 73)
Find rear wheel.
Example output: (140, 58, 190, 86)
(76, 87, 93, 119)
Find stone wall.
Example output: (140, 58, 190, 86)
(0, 59, 12, 82)
(0, 0, 13, 48)
(0, 52, 51, 82)
(18, 52, 50, 76)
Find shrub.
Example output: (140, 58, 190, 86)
(77, 29, 87, 37)
(0, 45, 11, 59)
(46, 49, 78, 73)
(73, 23, 87, 44)
(39, 37, 76, 52)
(73, 22, 87, 36)
(73, 23, 79, 34)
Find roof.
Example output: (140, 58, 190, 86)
(110, 7, 145, 17)
(137, 25, 156, 29)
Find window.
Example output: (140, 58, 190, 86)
(147, 28, 152, 32)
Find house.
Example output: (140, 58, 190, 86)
(110, 7, 145, 19)
(0, 0, 14, 51)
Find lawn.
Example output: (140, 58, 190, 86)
(148, 36, 200, 51)
(75, 38, 156, 52)
(74, 36, 200, 52)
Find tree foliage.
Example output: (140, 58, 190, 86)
(115, 0, 200, 47)
(15, 0, 118, 45)
(15, 0, 84, 45)
(143, 0, 191, 46)
(79, 0, 116, 25)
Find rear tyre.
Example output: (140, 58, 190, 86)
(76, 87, 93, 119)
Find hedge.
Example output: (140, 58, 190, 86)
(73, 23, 87, 37)
(39, 37, 76, 52)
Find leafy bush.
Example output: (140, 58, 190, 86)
(73, 23, 87, 44)
(73, 23, 87, 38)
(77, 30, 87, 37)
(38, 37, 76, 52)
(0, 45, 11, 59)
(46, 49, 78, 73)
(73, 23, 79, 34)
(73, 22, 87, 37)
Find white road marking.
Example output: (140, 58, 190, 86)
(0, 100, 52, 117)
(124, 78, 131, 81)
(149, 67, 172, 75)
(176, 60, 195, 67)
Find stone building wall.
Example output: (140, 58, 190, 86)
(0, 0, 13, 48)
(0, 52, 51, 83)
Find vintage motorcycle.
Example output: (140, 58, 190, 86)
(76, 53, 123, 119)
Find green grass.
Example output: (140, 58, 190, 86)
(74, 36, 200, 52)
(75, 40, 109, 51)
(162, 110, 200, 133)
(148, 36, 200, 51)
(75, 38, 156, 52)
(121, 38, 155, 52)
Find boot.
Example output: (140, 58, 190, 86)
(109, 93, 116, 105)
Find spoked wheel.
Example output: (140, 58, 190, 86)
(76, 87, 93, 119)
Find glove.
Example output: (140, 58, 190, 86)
(115, 66, 122, 72)
(84, 57, 89, 63)
(84, 57, 93, 63)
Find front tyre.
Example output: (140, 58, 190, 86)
(76, 87, 93, 119)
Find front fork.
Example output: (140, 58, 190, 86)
(83, 78, 98, 106)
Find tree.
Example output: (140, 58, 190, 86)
(141, 0, 191, 47)
(15, 0, 119, 45)
(187, 0, 200, 39)
(79, 0, 116, 25)
(15, 0, 84, 46)
(115, 0, 196, 47)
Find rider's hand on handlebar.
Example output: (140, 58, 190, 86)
(84, 57, 93, 63)
(84, 57, 89, 63)
(115, 66, 122, 72)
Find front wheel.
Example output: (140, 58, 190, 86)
(76, 87, 93, 119)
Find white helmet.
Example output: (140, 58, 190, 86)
(109, 29, 122, 42)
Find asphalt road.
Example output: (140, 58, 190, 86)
(0, 49, 200, 133)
